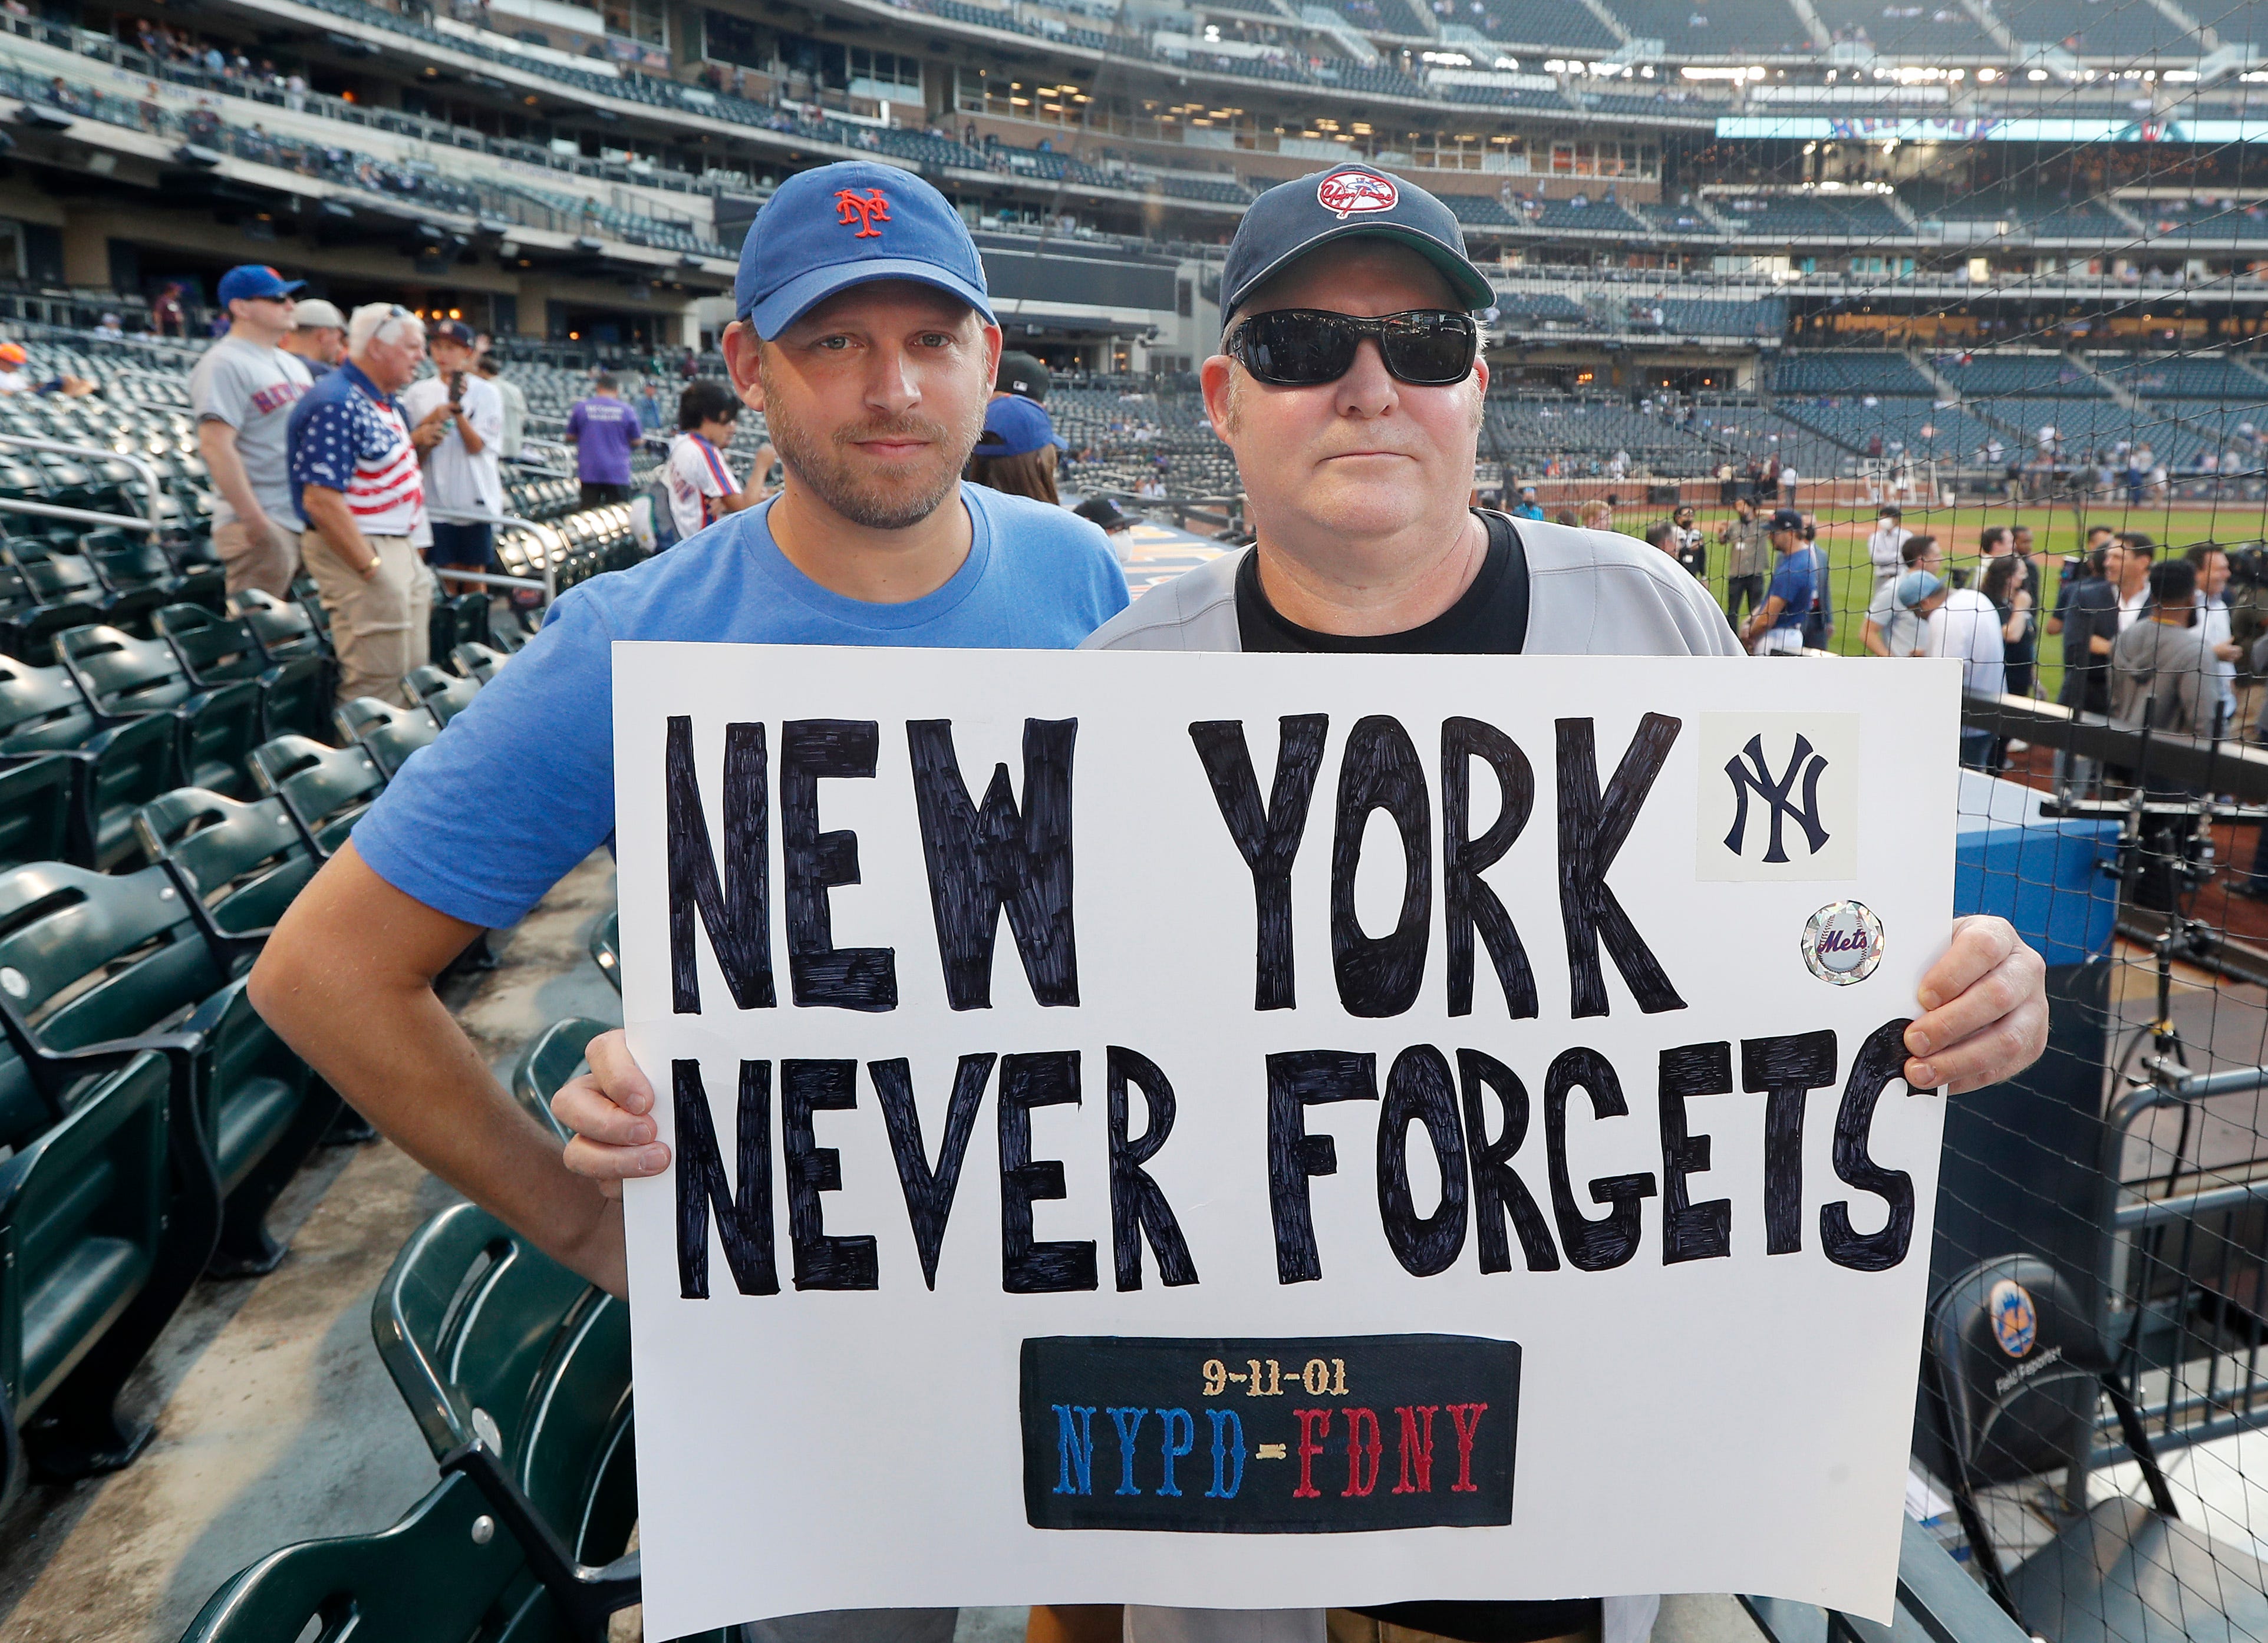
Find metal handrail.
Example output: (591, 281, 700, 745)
(425, 507, 556, 605)
(0, 431, 166, 536)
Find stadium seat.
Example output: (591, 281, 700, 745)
(428, 591, 491, 661)
(0, 1051, 209, 1501)
(153, 603, 331, 744)
(55, 625, 262, 798)
(451, 641, 509, 684)
(588, 909, 619, 993)
(0, 859, 330, 1275)
(509, 1016, 606, 1141)
(371, 1202, 642, 1634)
(1923, 1253, 2268, 1643)
(335, 697, 439, 777)
(248, 735, 385, 859)
(134, 787, 316, 949)
(7, 539, 159, 636)
(81, 527, 223, 619)
(0, 752, 75, 870)
(406, 665, 479, 728)
(226, 590, 332, 672)
(0, 652, 177, 869)
(173, 1470, 562, 1643)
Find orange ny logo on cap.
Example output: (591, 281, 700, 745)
(834, 188, 890, 237)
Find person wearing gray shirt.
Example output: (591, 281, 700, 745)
(2111, 559, 2212, 743)
(1074, 163, 2053, 1643)
(189, 264, 313, 598)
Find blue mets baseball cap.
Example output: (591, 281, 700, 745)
(977, 393, 1059, 457)
(216, 264, 304, 305)
(1218, 165, 1492, 329)
(736, 161, 994, 339)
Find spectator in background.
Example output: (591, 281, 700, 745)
(1864, 539, 1944, 657)
(635, 377, 664, 431)
(93, 312, 123, 341)
(1865, 503, 1910, 600)
(1931, 559, 2007, 767)
(1643, 518, 1677, 560)
(2113, 558, 2210, 908)
(1508, 483, 1543, 520)
(190, 264, 312, 598)
(2047, 525, 2114, 642)
(151, 281, 187, 338)
(2188, 543, 2240, 738)
(0, 341, 29, 395)
(400, 319, 503, 593)
(1577, 497, 1612, 532)
(1719, 492, 1769, 626)
(1742, 506, 1814, 655)
(1980, 553, 2034, 694)
(665, 377, 772, 542)
(282, 296, 347, 381)
(995, 348, 1050, 403)
(287, 302, 439, 706)
(2059, 535, 2154, 791)
(564, 371, 641, 507)
(965, 392, 1062, 506)
(477, 355, 526, 461)
(1670, 503, 1704, 575)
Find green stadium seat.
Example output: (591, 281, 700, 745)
(405, 665, 480, 728)
(0, 545, 106, 659)
(588, 910, 618, 994)
(153, 603, 332, 744)
(0, 1051, 212, 1502)
(0, 860, 329, 1276)
(429, 591, 492, 660)
(451, 642, 509, 685)
(134, 787, 315, 949)
(335, 697, 438, 778)
(0, 652, 177, 869)
(248, 735, 384, 859)
(6, 539, 159, 635)
(372, 1202, 642, 1635)
(226, 590, 331, 670)
(508, 1017, 606, 1141)
(55, 625, 262, 798)
(173, 1471, 562, 1643)
(80, 528, 222, 619)
(0, 752, 74, 870)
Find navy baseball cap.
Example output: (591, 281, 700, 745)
(736, 161, 993, 339)
(1770, 507, 1805, 530)
(216, 264, 304, 305)
(977, 393, 1057, 458)
(1218, 166, 1492, 329)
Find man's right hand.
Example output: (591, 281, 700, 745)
(554, 1029, 671, 1197)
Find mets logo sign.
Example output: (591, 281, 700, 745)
(1317, 170, 1396, 219)
(835, 188, 890, 237)
(1987, 1278, 2038, 1358)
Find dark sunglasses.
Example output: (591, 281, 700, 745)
(1227, 308, 1478, 388)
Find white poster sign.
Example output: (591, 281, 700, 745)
(613, 644, 1961, 1639)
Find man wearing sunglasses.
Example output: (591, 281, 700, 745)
(1076, 164, 2051, 1643)
(516, 163, 2050, 1643)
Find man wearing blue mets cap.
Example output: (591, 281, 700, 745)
(189, 263, 310, 596)
(252, 163, 1126, 1643)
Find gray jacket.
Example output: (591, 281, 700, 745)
(1083, 516, 1744, 658)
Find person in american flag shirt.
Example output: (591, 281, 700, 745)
(286, 302, 446, 707)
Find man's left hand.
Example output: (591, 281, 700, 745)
(1904, 915, 2049, 1094)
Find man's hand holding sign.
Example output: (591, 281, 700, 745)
(252, 155, 2049, 1643)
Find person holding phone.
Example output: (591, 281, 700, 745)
(400, 318, 505, 592)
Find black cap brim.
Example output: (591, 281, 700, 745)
(1224, 222, 1493, 329)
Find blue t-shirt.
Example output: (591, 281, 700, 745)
(565, 395, 642, 485)
(353, 484, 1130, 928)
(1766, 547, 1817, 631)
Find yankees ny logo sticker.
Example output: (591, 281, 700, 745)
(836, 188, 890, 236)
(1694, 713, 1858, 882)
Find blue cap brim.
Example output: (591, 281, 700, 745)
(747, 260, 995, 339)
